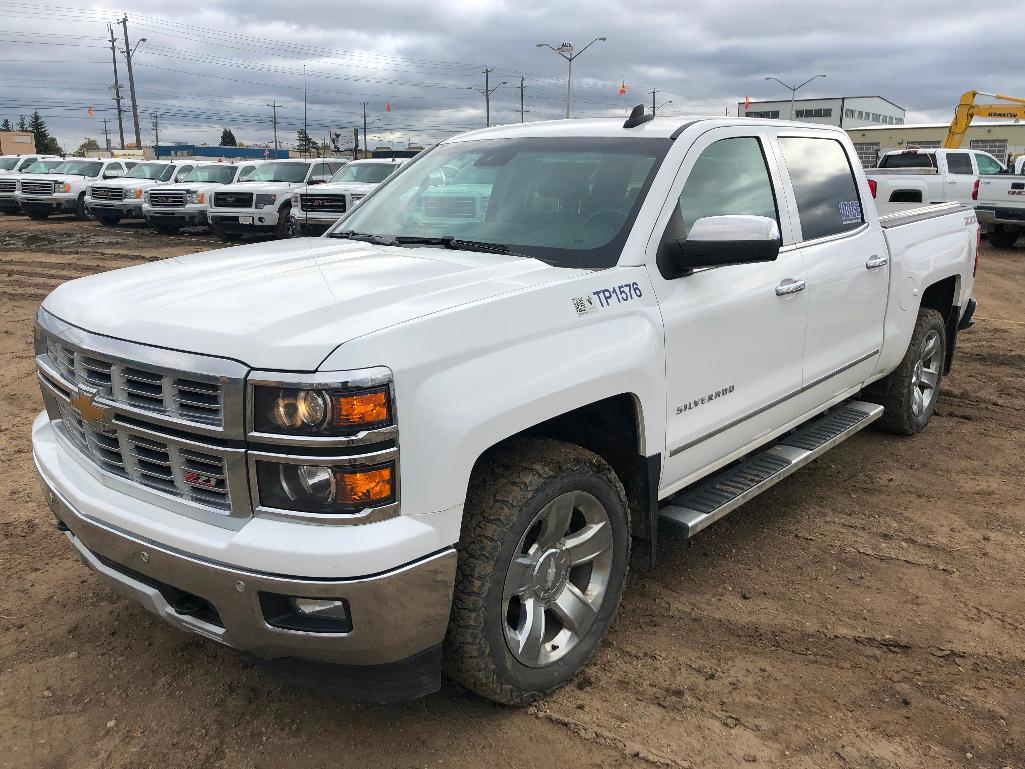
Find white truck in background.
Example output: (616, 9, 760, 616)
(85, 161, 198, 226)
(17, 158, 136, 220)
(865, 147, 1004, 215)
(976, 164, 1025, 247)
(288, 158, 406, 237)
(0, 157, 63, 214)
(33, 113, 977, 705)
(143, 162, 264, 234)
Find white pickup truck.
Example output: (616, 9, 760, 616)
(85, 160, 198, 226)
(17, 158, 137, 220)
(975, 161, 1025, 247)
(865, 147, 1004, 215)
(288, 158, 405, 236)
(207, 158, 347, 241)
(143, 161, 264, 234)
(32, 113, 978, 705)
(0, 156, 62, 214)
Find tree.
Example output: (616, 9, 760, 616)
(73, 138, 101, 157)
(0, 118, 11, 132)
(27, 111, 62, 155)
(295, 128, 317, 155)
(17, 115, 28, 132)
(219, 128, 238, 147)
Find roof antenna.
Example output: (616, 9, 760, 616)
(623, 104, 653, 128)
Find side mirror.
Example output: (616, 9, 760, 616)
(659, 215, 781, 277)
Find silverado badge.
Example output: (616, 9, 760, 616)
(69, 391, 114, 429)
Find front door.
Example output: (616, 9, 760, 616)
(774, 135, 888, 412)
(943, 151, 976, 204)
(651, 127, 809, 495)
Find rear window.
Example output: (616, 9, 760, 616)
(779, 137, 864, 242)
(878, 152, 937, 169)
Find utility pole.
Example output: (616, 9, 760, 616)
(107, 23, 126, 150)
(151, 113, 159, 158)
(518, 76, 528, 123)
(101, 118, 111, 151)
(302, 65, 308, 158)
(266, 101, 280, 155)
(467, 67, 506, 127)
(650, 88, 659, 114)
(536, 38, 607, 119)
(764, 74, 827, 120)
(362, 102, 368, 159)
(119, 16, 142, 148)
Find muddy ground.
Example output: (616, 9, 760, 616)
(0, 214, 1022, 769)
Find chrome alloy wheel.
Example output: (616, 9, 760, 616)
(502, 491, 614, 668)
(911, 329, 941, 417)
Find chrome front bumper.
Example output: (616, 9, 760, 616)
(36, 466, 457, 669)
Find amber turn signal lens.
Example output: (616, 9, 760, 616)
(331, 389, 390, 428)
(335, 466, 393, 505)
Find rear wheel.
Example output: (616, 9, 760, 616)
(26, 209, 49, 220)
(988, 226, 1020, 249)
(445, 438, 630, 705)
(875, 308, 946, 435)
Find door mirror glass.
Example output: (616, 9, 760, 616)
(660, 215, 781, 273)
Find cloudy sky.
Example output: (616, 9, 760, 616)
(2, 0, 1021, 153)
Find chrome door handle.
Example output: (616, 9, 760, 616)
(775, 279, 806, 296)
(865, 254, 888, 269)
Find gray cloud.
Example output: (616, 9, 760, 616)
(2, 0, 1022, 152)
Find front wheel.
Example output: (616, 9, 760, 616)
(875, 308, 946, 435)
(74, 193, 90, 221)
(284, 216, 301, 238)
(274, 204, 292, 239)
(988, 226, 1020, 249)
(445, 438, 630, 705)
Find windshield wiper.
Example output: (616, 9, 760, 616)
(328, 229, 398, 246)
(390, 235, 511, 255)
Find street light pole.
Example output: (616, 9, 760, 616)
(536, 37, 607, 119)
(764, 74, 827, 120)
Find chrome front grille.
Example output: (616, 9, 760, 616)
(0, 180, 16, 194)
(56, 400, 232, 511)
(21, 180, 55, 195)
(91, 186, 125, 201)
(149, 190, 187, 207)
(299, 194, 347, 213)
(45, 336, 224, 427)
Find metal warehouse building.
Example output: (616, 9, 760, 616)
(740, 96, 905, 128)
(845, 121, 1025, 167)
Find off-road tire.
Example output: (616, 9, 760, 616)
(875, 308, 946, 435)
(274, 204, 292, 239)
(95, 213, 121, 227)
(73, 193, 89, 221)
(444, 438, 630, 705)
(26, 210, 50, 220)
(988, 226, 1020, 249)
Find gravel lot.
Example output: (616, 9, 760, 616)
(1, 215, 1022, 769)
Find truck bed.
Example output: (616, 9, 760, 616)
(867, 167, 938, 176)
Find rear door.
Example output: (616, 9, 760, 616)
(942, 152, 976, 203)
(653, 126, 809, 492)
(773, 134, 888, 414)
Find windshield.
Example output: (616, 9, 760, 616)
(23, 159, 63, 174)
(330, 163, 399, 184)
(329, 137, 669, 269)
(50, 160, 103, 177)
(0, 158, 19, 171)
(125, 163, 172, 180)
(241, 162, 310, 183)
(878, 152, 936, 169)
(181, 165, 236, 184)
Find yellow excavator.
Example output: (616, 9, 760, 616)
(944, 90, 1025, 149)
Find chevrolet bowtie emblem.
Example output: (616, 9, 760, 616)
(69, 391, 114, 429)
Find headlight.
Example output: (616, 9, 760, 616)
(144, 190, 151, 203)
(350, 193, 365, 204)
(252, 384, 392, 436)
(255, 460, 395, 514)
(255, 193, 277, 208)
(127, 187, 143, 199)
(186, 191, 205, 204)
(62, 182, 72, 193)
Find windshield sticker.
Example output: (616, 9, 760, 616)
(838, 200, 862, 224)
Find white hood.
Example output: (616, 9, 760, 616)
(42, 237, 579, 371)
(217, 181, 302, 195)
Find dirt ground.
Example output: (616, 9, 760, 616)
(0, 214, 1022, 769)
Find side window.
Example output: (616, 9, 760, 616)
(124, 162, 137, 171)
(975, 154, 1002, 175)
(310, 163, 331, 183)
(676, 137, 778, 237)
(174, 165, 194, 180)
(104, 163, 124, 178)
(778, 137, 864, 242)
(238, 165, 254, 180)
(159, 165, 176, 182)
(946, 152, 973, 175)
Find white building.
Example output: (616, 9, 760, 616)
(739, 96, 905, 129)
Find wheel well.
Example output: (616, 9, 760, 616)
(920, 275, 958, 373)
(889, 189, 923, 203)
(468, 394, 653, 541)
